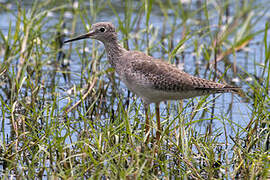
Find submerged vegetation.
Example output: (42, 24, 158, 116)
(0, 0, 269, 179)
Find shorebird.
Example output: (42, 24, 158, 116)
(64, 22, 238, 143)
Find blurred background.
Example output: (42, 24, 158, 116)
(0, 0, 269, 179)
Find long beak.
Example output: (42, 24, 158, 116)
(64, 31, 94, 43)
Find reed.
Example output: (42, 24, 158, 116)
(0, 0, 269, 179)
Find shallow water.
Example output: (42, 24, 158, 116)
(0, 0, 269, 177)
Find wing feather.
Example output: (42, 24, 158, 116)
(119, 51, 227, 92)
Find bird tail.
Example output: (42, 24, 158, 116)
(196, 85, 242, 95)
(223, 85, 241, 92)
(223, 85, 245, 97)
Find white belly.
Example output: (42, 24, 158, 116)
(122, 78, 206, 104)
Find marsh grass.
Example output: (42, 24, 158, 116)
(0, 0, 269, 179)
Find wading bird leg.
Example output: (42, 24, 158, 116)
(155, 103, 161, 143)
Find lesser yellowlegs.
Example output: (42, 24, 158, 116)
(64, 22, 238, 143)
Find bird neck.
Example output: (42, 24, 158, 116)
(103, 39, 127, 68)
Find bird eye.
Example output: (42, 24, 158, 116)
(100, 27, 105, 32)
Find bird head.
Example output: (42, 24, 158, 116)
(64, 22, 117, 43)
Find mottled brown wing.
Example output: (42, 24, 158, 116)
(120, 51, 228, 92)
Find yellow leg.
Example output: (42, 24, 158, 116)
(155, 103, 161, 143)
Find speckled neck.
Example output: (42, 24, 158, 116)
(103, 39, 127, 68)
